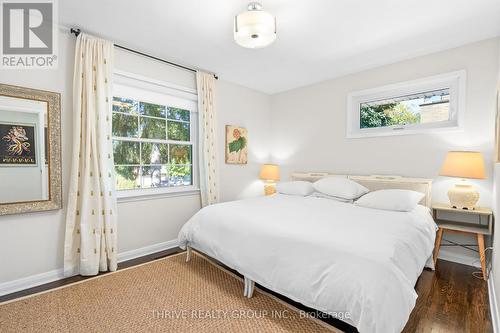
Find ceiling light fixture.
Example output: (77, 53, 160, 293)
(234, 2, 276, 49)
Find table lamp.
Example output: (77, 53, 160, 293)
(259, 164, 280, 196)
(439, 151, 485, 210)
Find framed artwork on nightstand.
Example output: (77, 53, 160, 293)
(225, 125, 248, 164)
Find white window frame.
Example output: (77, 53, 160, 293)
(112, 70, 199, 200)
(346, 70, 466, 138)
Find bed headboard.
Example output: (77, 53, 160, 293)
(290, 173, 433, 207)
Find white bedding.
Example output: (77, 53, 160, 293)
(178, 194, 436, 333)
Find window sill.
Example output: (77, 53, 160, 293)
(116, 186, 200, 203)
(347, 124, 463, 139)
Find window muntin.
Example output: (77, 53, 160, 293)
(112, 97, 193, 191)
(347, 71, 465, 138)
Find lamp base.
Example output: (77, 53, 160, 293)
(447, 183, 480, 210)
(264, 182, 276, 196)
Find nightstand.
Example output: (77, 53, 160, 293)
(432, 203, 493, 280)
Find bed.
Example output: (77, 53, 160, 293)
(178, 174, 436, 333)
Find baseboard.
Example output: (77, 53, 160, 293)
(438, 248, 481, 268)
(489, 273, 500, 333)
(0, 268, 65, 297)
(0, 239, 178, 297)
(117, 239, 178, 262)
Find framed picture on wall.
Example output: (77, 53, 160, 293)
(225, 125, 248, 164)
(0, 123, 37, 166)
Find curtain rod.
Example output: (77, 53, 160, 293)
(70, 28, 218, 80)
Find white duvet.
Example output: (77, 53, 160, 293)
(178, 194, 436, 333)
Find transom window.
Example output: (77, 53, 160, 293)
(360, 88, 450, 129)
(111, 74, 198, 196)
(347, 71, 465, 138)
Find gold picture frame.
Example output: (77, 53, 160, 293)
(0, 83, 62, 215)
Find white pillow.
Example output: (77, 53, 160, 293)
(276, 181, 314, 196)
(309, 192, 353, 203)
(312, 177, 369, 200)
(355, 189, 424, 212)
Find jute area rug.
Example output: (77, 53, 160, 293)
(0, 252, 341, 332)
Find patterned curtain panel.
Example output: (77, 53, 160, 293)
(64, 34, 118, 276)
(197, 72, 219, 207)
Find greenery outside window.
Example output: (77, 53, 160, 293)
(347, 71, 465, 138)
(112, 76, 198, 198)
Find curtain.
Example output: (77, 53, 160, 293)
(197, 72, 219, 207)
(64, 34, 118, 276)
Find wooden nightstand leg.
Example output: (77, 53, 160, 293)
(433, 228, 444, 266)
(477, 234, 487, 280)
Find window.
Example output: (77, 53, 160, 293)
(347, 71, 465, 138)
(112, 72, 198, 197)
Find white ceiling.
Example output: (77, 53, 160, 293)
(60, 0, 500, 94)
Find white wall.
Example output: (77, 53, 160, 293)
(0, 29, 271, 289)
(270, 37, 500, 265)
(217, 80, 272, 202)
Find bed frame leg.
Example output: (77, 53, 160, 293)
(243, 277, 248, 297)
(248, 280, 255, 298)
(186, 246, 192, 262)
(244, 277, 255, 298)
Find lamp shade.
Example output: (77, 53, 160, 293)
(259, 164, 280, 181)
(439, 151, 486, 179)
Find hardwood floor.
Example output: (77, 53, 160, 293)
(0, 249, 492, 333)
(402, 260, 492, 333)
